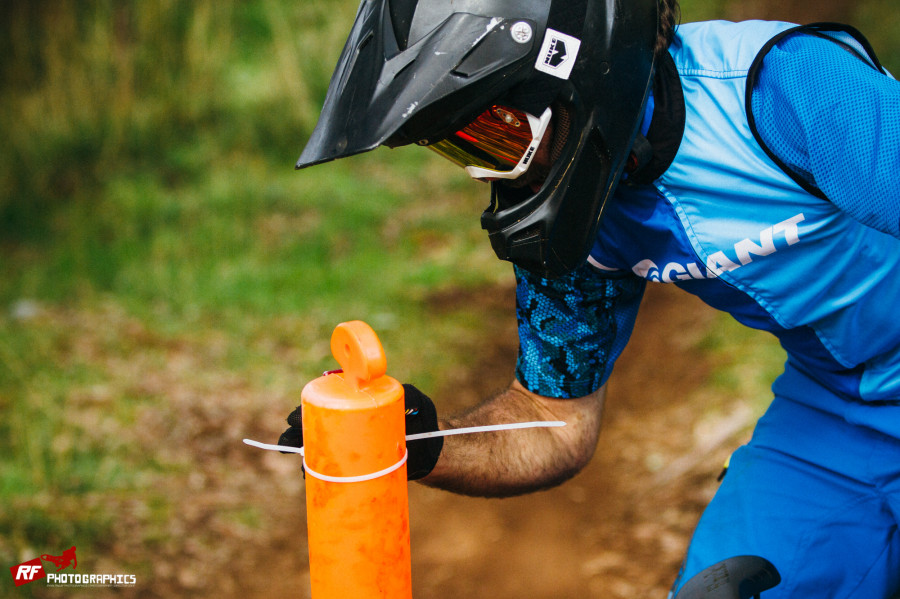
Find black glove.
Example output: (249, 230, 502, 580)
(277, 383, 443, 480)
(277, 407, 305, 454)
(401, 384, 443, 480)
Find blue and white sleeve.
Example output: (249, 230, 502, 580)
(752, 32, 900, 238)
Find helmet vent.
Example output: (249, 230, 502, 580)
(388, 0, 416, 49)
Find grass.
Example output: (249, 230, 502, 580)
(0, 0, 896, 589)
(0, 0, 506, 576)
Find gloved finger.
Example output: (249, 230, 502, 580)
(286, 405, 302, 428)
(278, 405, 305, 473)
(278, 426, 304, 453)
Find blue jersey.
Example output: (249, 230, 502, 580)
(516, 21, 900, 435)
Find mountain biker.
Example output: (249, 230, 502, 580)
(282, 0, 900, 596)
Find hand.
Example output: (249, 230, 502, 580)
(276, 383, 443, 480)
(277, 406, 304, 454)
(401, 384, 443, 480)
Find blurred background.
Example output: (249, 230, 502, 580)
(1, 1, 896, 597)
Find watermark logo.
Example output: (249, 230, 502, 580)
(10, 546, 136, 588)
(42, 546, 77, 572)
(10, 557, 47, 587)
(11, 546, 76, 587)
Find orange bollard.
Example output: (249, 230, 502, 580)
(301, 321, 412, 598)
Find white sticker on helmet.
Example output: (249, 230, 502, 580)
(534, 28, 581, 80)
(510, 21, 533, 44)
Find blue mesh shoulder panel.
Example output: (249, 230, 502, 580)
(514, 262, 645, 398)
(751, 31, 900, 238)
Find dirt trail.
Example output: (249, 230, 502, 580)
(220, 283, 757, 599)
(99, 282, 755, 599)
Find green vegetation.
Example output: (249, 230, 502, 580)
(0, 0, 896, 585)
(0, 0, 507, 576)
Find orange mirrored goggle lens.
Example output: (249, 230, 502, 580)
(426, 105, 550, 180)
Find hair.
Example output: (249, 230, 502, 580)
(656, 0, 681, 57)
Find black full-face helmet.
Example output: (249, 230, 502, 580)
(296, 0, 659, 278)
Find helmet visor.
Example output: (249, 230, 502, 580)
(427, 106, 552, 180)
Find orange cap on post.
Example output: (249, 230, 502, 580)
(330, 321, 387, 391)
(301, 321, 412, 599)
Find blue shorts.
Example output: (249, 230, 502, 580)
(672, 385, 900, 597)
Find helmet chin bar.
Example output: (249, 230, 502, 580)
(482, 110, 629, 279)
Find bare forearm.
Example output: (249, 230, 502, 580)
(420, 380, 606, 497)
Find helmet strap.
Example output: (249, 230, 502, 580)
(625, 52, 686, 185)
(626, 134, 654, 174)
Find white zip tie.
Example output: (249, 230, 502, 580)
(405, 421, 566, 441)
(242, 420, 566, 483)
(243, 438, 305, 455)
(303, 450, 408, 483)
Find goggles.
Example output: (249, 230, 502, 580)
(426, 105, 552, 180)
